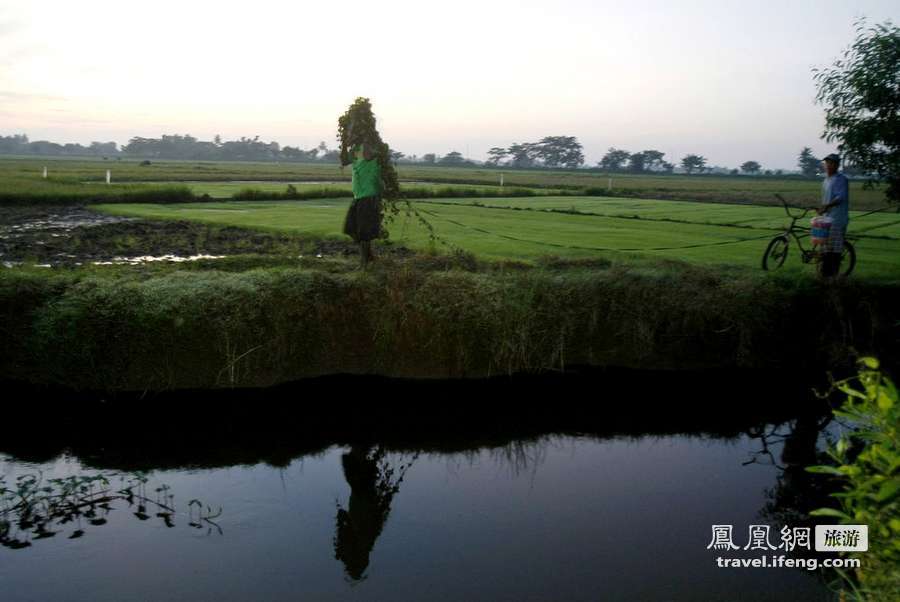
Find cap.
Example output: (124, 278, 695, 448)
(823, 153, 841, 164)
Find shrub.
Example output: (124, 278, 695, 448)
(807, 357, 900, 600)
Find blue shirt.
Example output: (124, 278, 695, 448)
(821, 173, 849, 227)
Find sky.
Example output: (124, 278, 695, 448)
(0, 0, 897, 169)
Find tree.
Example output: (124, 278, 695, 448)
(485, 147, 508, 166)
(814, 19, 900, 203)
(626, 150, 667, 173)
(437, 151, 467, 166)
(681, 154, 707, 174)
(598, 147, 630, 171)
(507, 142, 539, 168)
(627, 151, 647, 173)
(798, 147, 819, 177)
(390, 150, 405, 162)
(320, 149, 340, 162)
(740, 161, 761, 174)
(421, 153, 436, 164)
(89, 141, 118, 156)
(533, 136, 584, 168)
(640, 150, 667, 171)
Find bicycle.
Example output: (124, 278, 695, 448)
(761, 194, 856, 277)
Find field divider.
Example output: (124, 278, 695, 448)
(851, 217, 900, 235)
(413, 200, 900, 242)
(415, 207, 775, 253)
(414, 199, 782, 232)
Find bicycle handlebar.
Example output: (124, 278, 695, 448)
(774, 194, 814, 220)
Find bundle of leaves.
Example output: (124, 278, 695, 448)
(337, 97, 401, 201)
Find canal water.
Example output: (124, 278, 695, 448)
(0, 370, 845, 601)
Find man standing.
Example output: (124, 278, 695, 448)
(817, 153, 849, 278)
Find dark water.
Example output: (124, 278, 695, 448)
(0, 371, 844, 601)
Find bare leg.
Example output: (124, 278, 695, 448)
(360, 241, 370, 269)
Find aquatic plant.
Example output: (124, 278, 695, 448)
(806, 357, 900, 601)
(0, 471, 222, 549)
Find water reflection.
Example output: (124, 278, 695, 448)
(758, 414, 839, 532)
(0, 370, 846, 601)
(334, 445, 418, 581)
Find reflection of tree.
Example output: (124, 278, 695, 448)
(753, 414, 836, 529)
(446, 437, 553, 488)
(333, 445, 417, 582)
(0, 471, 221, 550)
(742, 414, 836, 529)
(751, 414, 861, 595)
(740, 415, 847, 593)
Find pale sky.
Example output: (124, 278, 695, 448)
(0, 0, 897, 169)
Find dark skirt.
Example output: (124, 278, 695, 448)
(343, 195, 382, 242)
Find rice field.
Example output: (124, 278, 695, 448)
(93, 196, 900, 281)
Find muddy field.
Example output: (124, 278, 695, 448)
(0, 205, 414, 266)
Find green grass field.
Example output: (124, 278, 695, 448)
(7, 155, 897, 281)
(180, 180, 563, 198)
(2, 156, 891, 209)
(93, 196, 900, 281)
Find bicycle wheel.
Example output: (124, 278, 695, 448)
(840, 241, 856, 277)
(762, 236, 790, 270)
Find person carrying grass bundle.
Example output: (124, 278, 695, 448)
(342, 142, 383, 268)
(338, 98, 401, 269)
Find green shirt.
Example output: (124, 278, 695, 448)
(352, 156, 382, 199)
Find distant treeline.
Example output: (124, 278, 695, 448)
(0, 133, 343, 163)
(1, 134, 119, 158)
(0, 133, 852, 176)
(0, 132, 586, 167)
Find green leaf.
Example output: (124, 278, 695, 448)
(875, 479, 900, 502)
(876, 389, 895, 411)
(836, 438, 850, 456)
(809, 508, 853, 521)
(860, 357, 880, 370)
(806, 465, 846, 476)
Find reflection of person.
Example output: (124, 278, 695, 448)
(817, 153, 849, 278)
(342, 142, 383, 269)
(333, 445, 392, 581)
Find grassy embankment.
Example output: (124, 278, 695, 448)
(2, 258, 898, 390)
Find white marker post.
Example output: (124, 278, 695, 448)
(43, 166, 48, 178)
(106, 169, 111, 185)
(500, 173, 504, 187)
